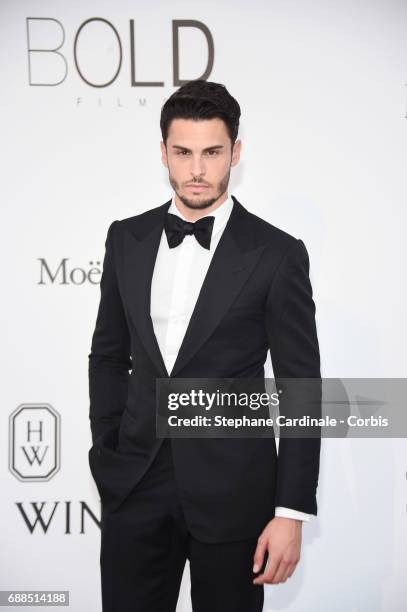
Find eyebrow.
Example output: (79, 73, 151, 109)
(171, 145, 224, 152)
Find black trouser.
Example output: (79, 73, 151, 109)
(99, 437, 265, 612)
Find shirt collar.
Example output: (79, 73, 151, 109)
(168, 193, 234, 238)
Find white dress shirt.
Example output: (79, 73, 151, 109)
(150, 192, 311, 522)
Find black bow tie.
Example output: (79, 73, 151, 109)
(164, 212, 215, 250)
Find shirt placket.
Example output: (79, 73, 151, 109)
(165, 234, 195, 374)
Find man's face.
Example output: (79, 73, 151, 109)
(160, 117, 241, 211)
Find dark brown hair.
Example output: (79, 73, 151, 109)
(160, 80, 241, 148)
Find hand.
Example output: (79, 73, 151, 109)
(252, 516, 302, 585)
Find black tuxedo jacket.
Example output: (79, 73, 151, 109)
(88, 195, 321, 543)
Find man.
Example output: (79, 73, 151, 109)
(88, 80, 321, 612)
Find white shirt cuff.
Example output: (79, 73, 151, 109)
(275, 506, 312, 521)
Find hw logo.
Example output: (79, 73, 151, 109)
(9, 404, 60, 481)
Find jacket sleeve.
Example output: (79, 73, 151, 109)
(265, 238, 321, 515)
(88, 220, 132, 446)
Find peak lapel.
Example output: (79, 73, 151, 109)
(169, 197, 267, 377)
(122, 203, 171, 378)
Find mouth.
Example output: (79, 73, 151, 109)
(186, 184, 208, 191)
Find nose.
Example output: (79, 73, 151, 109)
(189, 154, 206, 179)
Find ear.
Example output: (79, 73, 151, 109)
(231, 139, 242, 167)
(160, 141, 168, 167)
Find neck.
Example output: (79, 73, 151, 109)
(174, 191, 229, 221)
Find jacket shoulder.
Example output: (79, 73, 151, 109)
(240, 203, 301, 256)
(250, 210, 297, 242)
(108, 201, 170, 242)
(116, 201, 170, 228)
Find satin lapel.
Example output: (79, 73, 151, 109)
(122, 203, 171, 378)
(169, 198, 267, 377)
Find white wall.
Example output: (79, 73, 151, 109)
(1, 1, 406, 610)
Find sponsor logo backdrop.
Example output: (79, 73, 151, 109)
(1, 1, 406, 610)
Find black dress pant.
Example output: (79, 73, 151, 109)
(99, 437, 265, 612)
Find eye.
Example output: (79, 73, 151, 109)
(176, 150, 190, 155)
(206, 150, 219, 156)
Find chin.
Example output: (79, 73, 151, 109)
(181, 195, 217, 210)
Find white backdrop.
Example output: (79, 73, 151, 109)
(1, 1, 406, 610)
